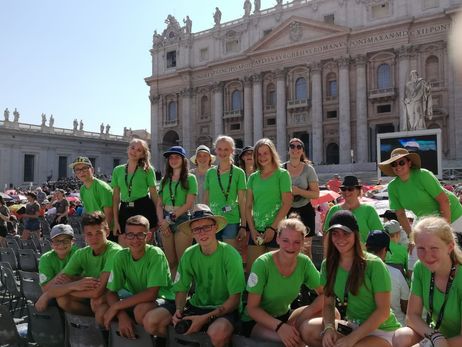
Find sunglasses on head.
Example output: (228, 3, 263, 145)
(391, 159, 408, 168)
(340, 187, 356, 192)
(289, 144, 303, 150)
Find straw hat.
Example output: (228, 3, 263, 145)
(177, 204, 227, 235)
(378, 148, 421, 176)
(190, 145, 216, 165)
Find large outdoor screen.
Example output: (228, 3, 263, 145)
(377, 129, 442, 179)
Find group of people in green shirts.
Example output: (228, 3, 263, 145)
(34, 140, 462, 347)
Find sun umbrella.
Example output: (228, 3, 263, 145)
(66, 196, 81, 203)
(311, 190, 341, 207)
(0, 192, 13, 201)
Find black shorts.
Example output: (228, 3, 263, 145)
(183, 303, 240, 330)
(157, 299, 176, 315)
(241, 310, 291, 337)
(248, 230, 278, 248)
(289, 202, 316, 237)
(119, 196, 157, 233)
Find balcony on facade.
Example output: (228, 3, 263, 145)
(264, 105, 276, 113)
(368, 88, 397, 102)
(163, 119, 178, 127)
(287, 98, 311, 110)
(223, 109, 243, 120)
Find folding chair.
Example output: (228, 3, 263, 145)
(18, 270, 42, 303)
(18, 249, 38, 272)
(20, 239, 38, 253)
(68, 216, 82, 234)
(74, 234, 86, 249)
(109, 321, 153, 347)
(311, 236, 324, 270)
(27, 305, 65, 347)
(41, 239, 52, 253)
(40, 217, 51, 238)
(6, 238, 20, 258)
(0, 247, 18, 271)
(0, 262, 26, 315)
(0, 304, 28, 347)
(31, 234, 42, 253)
(167, 325, 213, 347)
(65, 312, 106, 347)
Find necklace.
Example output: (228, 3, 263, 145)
(289, 161, 302, 168)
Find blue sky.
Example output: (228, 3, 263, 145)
(1, 0, 274, 135)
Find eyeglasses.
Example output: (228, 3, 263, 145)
(51, 238, 72, 246)
(191, 223, 216, 235)
(125, 232, 147, 240)
(391, 159, 408, 168)
(74, 166, 90, 174)
(289, 144, 303, 150)
(340, 187, 356, 192)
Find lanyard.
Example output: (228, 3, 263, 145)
(426, 263, 456, 330)
(124, 164, 138, 200)
(217, 165, 233, 202)
(169, 178, 180, 206)
(336, 272, 351, 320)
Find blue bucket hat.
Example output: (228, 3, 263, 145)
(163, 146, 186, 158)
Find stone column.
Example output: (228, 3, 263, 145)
(150, 94, 161, 170)
(243, 76, 253, 146)
(398, 46, 411, 131)
(181, 88, 193, 155)
(338, 57, 351, 164)
(311, 62, 323, 165)
(355, 55, 368, 163)
(252, 74, 263, 141)
(276, 69, 287, 160)
(213, 82, 224, 138)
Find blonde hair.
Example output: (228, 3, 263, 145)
(277, 213, 307, 238)
(412, 216, 462, 265)
(129, 138, 151, 172)
(253, 138, 281, 171)
(214, 135, 235, 162)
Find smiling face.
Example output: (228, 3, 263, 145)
(195, 151, 211, 167)
(51, 235, 73, 259)
(330, 228, 355, 255)
(340, 186, 361, 202)
(125, 224, 148, 254)
(288, 141, 304, 160)
(415, 231, 454, 273)
(256, 145, 274, 170)
(127, 141, 146, 162)
(83, 224, 109, 254)
(73, 163, 93, 183)
(168, 154, 184, 170)
(391, 157, 412, 179)
(277, 227, 303, 257)
(215, 139, 233, 163)
(190, 218, 217, 248)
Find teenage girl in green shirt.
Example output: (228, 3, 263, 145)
(393, 217, 462, 347)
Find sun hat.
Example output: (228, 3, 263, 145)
(327, 210, 359, 233)
(366, 230, 392, 254)
(50, 224, 74, 239)
(69, 156, 93, 169)
(177, 204, 227, 235)
(239, 146, 254, 159)
(383, 220, 401, 235)
(190, 145, 216, 165)
(378, 148, 421, 176)
(340, 176, 362, 188)
(163, 146, 186, 158)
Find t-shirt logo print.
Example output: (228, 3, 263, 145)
(247, 272, 258, 288)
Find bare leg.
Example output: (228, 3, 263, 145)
(143, 307, 172, 337)
(160, 231, 178, 276)
(207, 317, 234, 347)
(174, 231, 192, 263)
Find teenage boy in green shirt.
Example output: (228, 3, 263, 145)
(43, 212, 122, 316)
(95, 215, 174, 339)
(144, 204, 245, 347)
(35, 224, 78, 312)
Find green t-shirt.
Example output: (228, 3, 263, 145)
(247, 168, 292, 231)
(80, 178, 113, 213)
(173, 242, 245, 309)
(385, 241, 408, 271)
(410, 261, 462, 338)
(38, 246, 78, 285)
(323, 204, 383, 243)
(62, 240, 122, 278)
(160, 174, 198, 207)
(107, 245, 174, 300)
(243, 252, 320, 321)
(111, 165, 157, 202)
(204, 165, 247, 224)
(388, 168, 462, 222)
(320, 252, 401, 331)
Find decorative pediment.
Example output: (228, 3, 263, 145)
(248, 16, 349, 53)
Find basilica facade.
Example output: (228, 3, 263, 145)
(146, 0, 462, 172)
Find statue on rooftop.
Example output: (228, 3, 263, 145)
(49, 114, 54, 127)
(254, 0, 261, 12)
(73, 118, 78, 131)
(244, 0, 252, 16)
(41, 113, 47, 126)
(105, 124, 110, 134)
(213, 7, 222, 26)
(13, 108, 19, 122)
(79, 120, 84, 131)
(183, 16, 192, 34)
(100, 123, 104, 134)
(4, 108, 9, 121)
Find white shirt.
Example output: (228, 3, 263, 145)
(387, 264, 410, 326)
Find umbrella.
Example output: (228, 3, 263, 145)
(311, 190, 340, 207)
(66, 196, 81, 203)
(0, 192, 13, 201)
(5, 189, 17, 195)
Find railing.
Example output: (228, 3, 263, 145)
(287, 98, 310, 109)
(163, 119, 178, 127)
(223, 110, 243, 119)
(368, 88, 396, 98)
(264, 105, 276, 112)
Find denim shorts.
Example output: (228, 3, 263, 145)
(216, 223, 238, 241)
(163, 210, 190, 233)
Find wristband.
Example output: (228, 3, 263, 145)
(320, 323, 335, 337)
(239, 225, 246, 230)
(208, 314, 217, 323)
(275, 321, 284, 332)
(267, 226, 276, 233)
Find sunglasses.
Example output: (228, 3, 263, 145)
(125, 232, 147, 240)
(391, 159, 408, 168)
(289, 144, 303, 150)
(340, 187, 356, 192)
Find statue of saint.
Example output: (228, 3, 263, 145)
(4, 108, 9, 121)
(213, 7, 222, 26)
(41, 113, 47, 126)
(123, 126, 128, 137)
(49, 114, 54, 127)
(183, 16, 192, 34)
(243, 0, 252, 16)
(73, 118, 78, 131)
(403, 70, 433, 131)
(105, 124, 110, 134)
(100, 123, 104, 134)
(13, 108, 19, 122)
(254, 0, 261, 12)
(79, 120, 84, 131)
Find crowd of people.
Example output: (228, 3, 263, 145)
(2, 136, 462, 347)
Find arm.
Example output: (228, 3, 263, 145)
(112, 187, 121, 235)
(173, 291, 188, 325)
(435, 191, 451, 223)
(173, 194, 195, 218)
(264, 191, 292, 243)
(246, 189, 258, 243)
(104, 290, 135, 338)
(405, 293, 433, 338)
(294, 286, 324, 328)
(237, 189, 247, 240)
(71, 272, 110, 299)
(396, 209, 412, 236)
(292, 181, 320, 200)
(149, 186, 158, 208)
(320, 295, 338, 347)
(103, 206, 113, 230)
